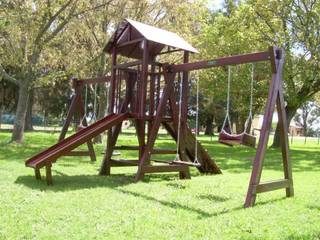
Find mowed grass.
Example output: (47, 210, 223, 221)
(0, 129, 319, 240)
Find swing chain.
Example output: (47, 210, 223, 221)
(92, 83, 98, 122)
(244, 64, 254, 133)
(221, 66, 232, 134)
(81, 84, 88, 126)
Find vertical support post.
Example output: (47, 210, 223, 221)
(35, 168, 41, 180)
(101, 46, 117, 175)
(275, 60, 294, 197)
(135, 69, 176, 181)
(136, 39, 148, 161)
(46, 163, 53, 185)
(100, 72, 135, 175)
(179, 51, 190, 162)
(59, 78, 79, 141)
(109, 47, 117, 114)
(148, 62, 156, 138)
(156, 66, 161, 110)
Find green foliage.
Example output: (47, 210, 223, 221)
(0, 131, 320, 239)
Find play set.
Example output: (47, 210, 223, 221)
(25, 19, 293, 207)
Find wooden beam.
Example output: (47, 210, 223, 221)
(254, 179, 291, 193)
(117, 38, 144, 48)
(110, 159, 139, 167)
(141, 164, 189, 173)
(171, 51, 270, 72)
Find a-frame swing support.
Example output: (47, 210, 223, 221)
(168, 46, 293, 207)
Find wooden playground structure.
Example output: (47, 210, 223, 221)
(25, 19, 293, 207)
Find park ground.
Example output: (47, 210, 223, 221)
(0, 130, 319, 240)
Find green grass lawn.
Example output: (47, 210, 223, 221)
(0, 130, 319, 240)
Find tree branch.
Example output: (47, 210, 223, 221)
(34, 0, 74, 45)
(0, 64, 19, 86)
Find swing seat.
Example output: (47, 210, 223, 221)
(218, 130, 256, 148)
(171, 160, 201, 167)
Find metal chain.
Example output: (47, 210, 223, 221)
(244, 64, 254, 133)
(93, 83, 98, 122)
(81, 84, 88, 126)
(175, 72, 183, 161)
(221, 66, 232, 133)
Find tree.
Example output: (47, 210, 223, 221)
(0, 0, 115, 142)
(197, 4, 271, 135)
(244, 0, 320, 147)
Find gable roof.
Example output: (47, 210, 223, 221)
(104, 19, 198, 59)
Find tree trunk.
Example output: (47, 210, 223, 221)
(271, 105, 297, 148)
(204, 114, 213, 135)
(11, 83, 29, 142)
(24, 90, 34, 131)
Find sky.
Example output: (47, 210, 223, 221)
(208, 0, 224, 11)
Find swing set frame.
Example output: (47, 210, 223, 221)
(40, 19, 293, 208)
(168, 46, 294, 207)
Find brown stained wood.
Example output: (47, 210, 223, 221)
(179, 170, 191, 179)
(114, 146, 176, 155)
(244, 47, 293, 208)
(275, 62, 294, 197)
(58, 79, 96, 162)
(110, 159, 139, 167)
(45, 164, 53, 185)
(171, 51, 270, 72)
(26, 113, 128, 169)
(151, 149, 177, 154)
(162, 122, 221, 174)
(109, 47, 117, 113)
(35, 169, 41, 180)
(141, 164, 189, 173)
(135, 70, 176, 181)
(100, 82, 132, 175)
(114, 60, 142, 69)
(59, 92, 78, 141)
(244, 67, 279, 207)
(254, 179, 290, 193)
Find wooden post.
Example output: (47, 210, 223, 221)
(100, 72, 134, 175)
(179, 51, 190, 162)
(35, 169, 41, 180)
(244, 47, 293, 207)
(46, 163, 53, 185)
(135, 68, 176, 181)
(137, 39, 149, 161)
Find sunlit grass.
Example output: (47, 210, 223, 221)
(0, 130, 319, 239)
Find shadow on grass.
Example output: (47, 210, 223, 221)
(198, 194, 230, 202)
(15, 171, 189, 191)
(15, 171, 289, 218)
(307, 204, 320, 211)
(113, 189, 288, 219)
(15, 174, 135, 191)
